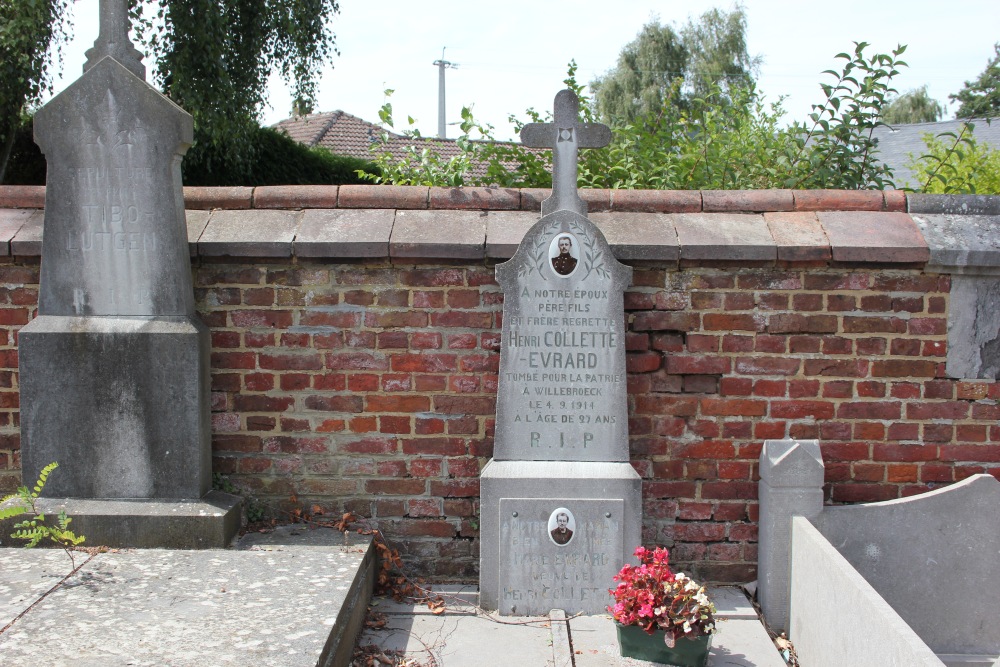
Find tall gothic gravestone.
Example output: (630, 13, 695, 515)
(14, 0, 239, 546)
(480, 90, 641, 615)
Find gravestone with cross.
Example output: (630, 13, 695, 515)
(13, 0, 239, 547)
(480, 90, 641, 615)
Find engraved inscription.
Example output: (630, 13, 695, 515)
(499, 499, 621, 614)
(502, 279, 624, 451)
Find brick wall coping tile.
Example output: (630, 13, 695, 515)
(253, 185, 339, 209)
(185, 210, 210, 257)
(793, 189, 886, 212)
(591, 212, 680, 263)
(10, 210, 43, 256)
(338, 184, 427, 209)
(295, 209, 393, 258)
(1, 187, 997, 268)
(390, 210, 486, 260)
(674, 213, 776, 264)
(0, 209, 33, 256)
(907, 193, 1000, 216)
(198, 209, 299, 257)
(913, 213, 1000, 274)
(818, 211, 929, 265)
(703, 189, 794, 213)
(485, 211, 538, 259)
(611, 189, 700, 213)
(763, 212, 831, 263)
(1, 185, 992, 214)
(428, 186, 519, 211)
(183, 186, 253, 210)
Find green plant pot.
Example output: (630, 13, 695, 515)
(615, 623, 712, 667)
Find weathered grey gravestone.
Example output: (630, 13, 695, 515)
(480, 90, 641, 615)
(12, 0, 238, 546)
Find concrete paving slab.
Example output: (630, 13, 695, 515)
(711, 586, 759, 620)
(0, 536, 374, 667)
(0, 549, 80, 626)
(357, 609, 556, 667)
(373, 584, 480, 615)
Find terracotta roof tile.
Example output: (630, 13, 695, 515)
(272, 110, 539, 180)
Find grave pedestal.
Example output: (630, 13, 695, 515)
(16, 316, 240, 548)
(480, 461, 641, 615)
(19, 316, 212, 499)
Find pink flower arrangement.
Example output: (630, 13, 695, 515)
(608, 546, 717, 643)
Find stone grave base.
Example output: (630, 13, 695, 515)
(479, 460, 641, 615)
(19, 315, 212, 499)
(0, 526, 375, 667)
(0, 491, 241, 549)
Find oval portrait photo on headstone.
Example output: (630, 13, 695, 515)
(548, 507, 576, 546)
(548, 233, 579, 278)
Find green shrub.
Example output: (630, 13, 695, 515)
(907, 123, 1000, 194)
(1, 116, 45, 185)
(1, 119, 379, 186)
(182, 125, 379, 186)
(1, 462, 85, 569)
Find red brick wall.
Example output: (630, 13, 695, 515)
(2, 257, 999, 581)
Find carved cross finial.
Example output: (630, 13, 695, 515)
(520, 90, 611, 216)
(84, 0, 145, 79)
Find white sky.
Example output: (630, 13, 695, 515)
(49, 0, 999, 142)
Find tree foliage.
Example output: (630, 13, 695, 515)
(369, 43, 905, 191)
(0, 0, 70, 182)
(590, 21, 688, 126)
(907, 123, 1000, 194)
(590, 6, 759, 126)
(681, 6, 760, 100)
(882, 85, 944, 124)
(951, 43, 1000, 119)
(139, 0, 340, 182)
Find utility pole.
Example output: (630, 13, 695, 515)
(432, 48, 457, 139)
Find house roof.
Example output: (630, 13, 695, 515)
(872, 119, 1000, 188)
(273, 110, 393, 159)
(272, 111, 542, 180)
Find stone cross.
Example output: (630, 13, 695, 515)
(84, 0, 145, 79)
(520, 89, 611, 217)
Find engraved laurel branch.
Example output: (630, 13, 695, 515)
(519, 218, 562, 281)
(568, 219, 609, 280)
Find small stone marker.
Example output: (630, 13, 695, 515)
(14, 0, 237, 544)
(480, 90, 641, 615)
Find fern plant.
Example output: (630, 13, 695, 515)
(0, 462, 85, 568)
